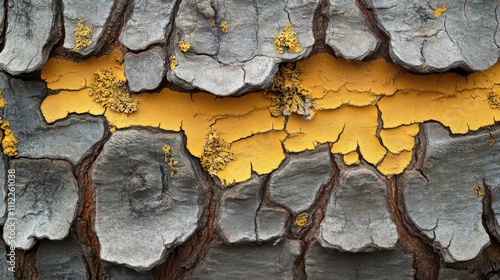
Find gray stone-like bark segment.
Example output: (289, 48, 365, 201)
(125, 47, 167, 92)
(63, 0, 127, 55)
(190, 239, 301, 279)
(305, 241, 414, 279)
(167, 0, 319, 96)
(400, 123, 494, 263)
(119, 0, 176, 51)
(326, 0, 379, 60)
(0, 238, 14, 279)
(217, 175, 288, 243)
(269, 146, 332, 214)
(317, 161, 397, 252)
(3, 159, 79, 250)
(370, 0, 500, 72)
(93, 129, 208, 270)
(36, 237, 88, 279)
(0, 73, 105, 164)
(0, 0, 61, 75)
(105, 265, 153, 280)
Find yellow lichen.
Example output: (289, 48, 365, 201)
(89, 69, 137, 114)
(489, 136, 496, 147)
(109, 126, 117, 133)
(0, 90, 4, 109)
(162, 144, 179, 177)
(169, 55, 177, 70)
(200, 129, 235, 176)
(73, 18, 93, 51)
(295, 213, 309, 227)
(264, 63, 315, 120)
(0, 119, 17, 157)
(433, 5, 447, 18)
(178, 41, 191, 52)
(474, 186, 484, 197)
(220, 21, 228, 33)
(274, 24, 302, 54)
(488, 91, 500, 109)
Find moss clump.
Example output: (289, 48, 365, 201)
(89, 69, 137, 114)
(0, 119, 17, 157)
(274, 24, 302, 54)
(264, 63, 315, 120)
(178, 41, 191, 52)
(162, 144, 179, 177)
(488, 91, 500, 109)
(73, 18, 93, 51)
(220, 21, 228, 33)
(200, 129, 235, 176)
(169, 56, 177, 70)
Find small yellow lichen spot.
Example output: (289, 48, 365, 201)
(0, 120, 18, 157)
(264, 63, 315, 120)
(178, 41, 191, 52)
(0, 90, 4, 109)
(169, 55, 177, 70)
(422, 63, 427, 68)
(89, 69, 137, 114)
(109, 126, 117, 133)
(200, 129, 235, 176)
(162, 144, 179, 176)
(474, 186, 484, 197)
(433, 5, 447, 18)
(489, 137, 496, 147)
(274, 24, 302, 54)
(488, 91, 500, 109)
(343, 151, 360, 165)
(73, 18, 93, 51)
(220, 21, 228, 33)
(295, 213, 309, 227)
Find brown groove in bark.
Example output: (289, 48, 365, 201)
(293, 153, 339, 280)
(14, 246, 38, 280)
(388, 178, 439, 280)
(356, 0, 390, 61)
(310, 0, 331, 56)
(74, 128, 111, 279)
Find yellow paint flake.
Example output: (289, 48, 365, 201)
(40, 51, 500, 183)
(295, 213, 309, 227)
(178, 41, 191, 52)
(343, 151, 359, 165)
(274, 24, 302, 54)
(0, 120, 17, 157)
(163, 144, 179, 177)
(200, 129, 235, 177)
(220, 21, 228, 33)
(73, 18, 93, 51)
(433, 5, 447, 18)
(89, 69, 137, 114)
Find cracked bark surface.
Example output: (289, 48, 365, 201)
(3, 0, 500, 279)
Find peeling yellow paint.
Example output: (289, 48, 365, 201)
(274, 24, 302, 54)
(433, 5, 447, 18)
(40, 51, 500, 184)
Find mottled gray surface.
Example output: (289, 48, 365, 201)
(217, 175, 288, 243)
(269, 146, 332, 214)
(167, 0, 318, 96)
(326, 0, 378, 59)
(105, 265, 153, 280)
(93, 129, 208, 269)
(370, 0, 500, 72)
(119, 0, 176, 51)
(36, 237, 88, 279)
(318, 162, 397, 252)
(305, 241, 414, 279)
(3, 159, 79, 250)
(190, 239, 301, 279)
(438, 267, 474, 280)
(0, 73, 105, 164)
(400, 123, 495, 262)
(0, 0, 60, 75)
(62, 0, 127, 55)
(125, 47, 167, 92)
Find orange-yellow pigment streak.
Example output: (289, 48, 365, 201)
(40, 51, 500, 184)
